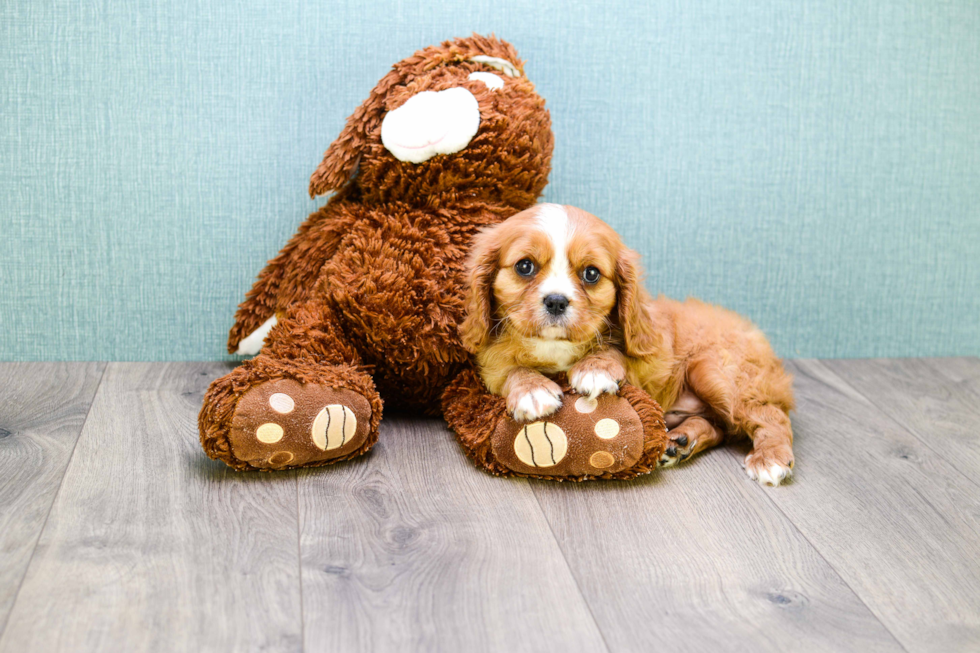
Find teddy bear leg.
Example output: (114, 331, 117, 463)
(199, 301, 382, 471)
(442, 368, 668, 481)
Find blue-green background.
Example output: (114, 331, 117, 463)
(2, 0, 978, 361)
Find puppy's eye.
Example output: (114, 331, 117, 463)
(582, 266, 601, 285)
(514, 258, 536, 277)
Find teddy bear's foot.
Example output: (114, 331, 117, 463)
(227, 379, 374, 470)
(492, 393, 649, 477)
(442, 369, 667, 481)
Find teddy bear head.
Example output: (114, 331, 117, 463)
(309, 34, 554, 209)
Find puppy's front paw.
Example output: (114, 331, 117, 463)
(744, 445, 794, 487)
(569, 357, 624, 399)
(508, 379, 563, 422)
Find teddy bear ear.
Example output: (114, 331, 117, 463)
(308, 69, 402, 198)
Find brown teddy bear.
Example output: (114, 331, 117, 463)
(199, 34, 667, 480)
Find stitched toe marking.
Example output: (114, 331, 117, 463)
(514, 421, 568, 467)
(268, 393, 295, 414)
(574, 396, 598, 414)
(311, 405, 357, 451)
(594, 418, 620, 440)
(590, 451, 615, 469)
(268, 451, 294, 466)
(256, 422, 284, 443)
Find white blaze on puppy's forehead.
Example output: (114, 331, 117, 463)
(468, 55, 521, 78)
(468, 71, 504, 91)
(535, 204, 578, 301)
(381, 87, 480, 164)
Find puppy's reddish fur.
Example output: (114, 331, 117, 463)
(462, 204, 796, 485)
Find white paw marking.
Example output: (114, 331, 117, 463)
(381, 87, 480, 163)
(574, 396, 598, 414)
(468, 55, 520, 77)
(512, 387, 562, 422)
(594, 418, 620, 440)
(468, 71, 504, 90)
(745, 457, 792, 487)
(268, 393, 295, 414)
(514, 421, 568, 467)
(310, 405, 357, 451)
(236, 315, 278, 356)
(571, 369, 620, 400)
(255, 422, 284, 444)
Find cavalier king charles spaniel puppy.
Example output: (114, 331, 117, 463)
(461, 203, 796, 486)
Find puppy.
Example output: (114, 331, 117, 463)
(461, 204, 796, 486)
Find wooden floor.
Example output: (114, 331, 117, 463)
(1, 359, 979, 652)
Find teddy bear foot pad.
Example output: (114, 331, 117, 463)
(492, 394, 645, 478)
(229, 379, 373, 469)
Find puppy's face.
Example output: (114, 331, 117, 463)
(467, 204, 625, 346)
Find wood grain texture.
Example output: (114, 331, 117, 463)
(297, 416, 608, 653)
(823, 357, 980, 483)
(768, 360, 980, 651)
(0, 362, 303, 653)
(924, 357, 980, 389)
(0, 362, 105, 638)
(531, 449, 904, 653)
(3, 359, 977, 652)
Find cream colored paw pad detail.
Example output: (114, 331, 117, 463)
(574, 396, 598, 414)
(590, 451, 615, 469)
(514, 422, 568, 468)
(268, 451, 294, 466)
(268, 393, 295, 414)
(594, 418, 620, 440)
(311, 405, 357, 451)
(256, 423, 284, 443)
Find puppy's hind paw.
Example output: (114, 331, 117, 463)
(744, 448, 794, 487)
(658, 433, 695, 468)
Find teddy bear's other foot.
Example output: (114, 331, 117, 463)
(228, 379, 374, 470)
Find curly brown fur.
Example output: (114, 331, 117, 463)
(229, 35, 553, 352)
(201, 35, 572, 472)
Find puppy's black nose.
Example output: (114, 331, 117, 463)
(543, 294, 569, 316)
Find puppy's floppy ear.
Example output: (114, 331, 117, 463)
(309, 69, 402, 198)
(460, 228, 502, 353)
(616, 246, 658, 358)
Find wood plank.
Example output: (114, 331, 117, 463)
(757, 359, 980, 651)
(0, 362, 303, 653)
(298, 416, 608, 653)
(823, 357, 980, 483)
(923, 357, 980, 394)
(531, 445, 904, 652)
(0, 362, 105, 638)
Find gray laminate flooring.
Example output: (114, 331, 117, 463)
(1, 359, 978, 652)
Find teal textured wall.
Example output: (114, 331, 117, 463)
(2, 0, 978, 361)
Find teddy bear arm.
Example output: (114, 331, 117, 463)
(228, 205, 351, 354)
